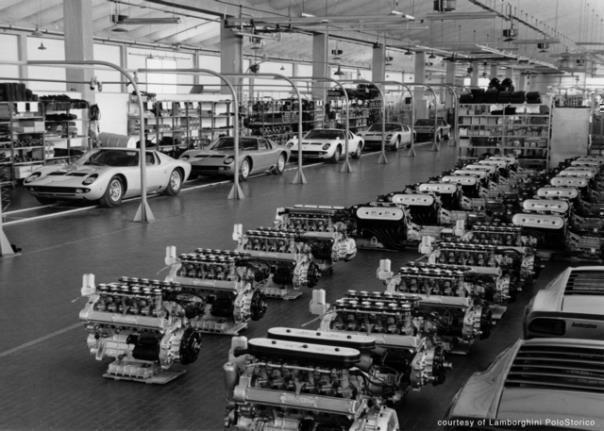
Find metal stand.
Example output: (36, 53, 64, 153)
(0, 186, 14, 257)
(292, 168, 307, 184)
(133, 199, 156, 223)
(228, 183, 245, 200)
(378, 152, 389, 164)
(340, 158, 353, 172)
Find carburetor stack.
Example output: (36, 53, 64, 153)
(376, 260, 492, 353)
(232, 225, 323, 299)
(223, 335, 400, 431)
(79, 274, 203, 383)
(164, 246, 268, 334)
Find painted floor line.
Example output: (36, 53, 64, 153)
(0, 322, 82, 359)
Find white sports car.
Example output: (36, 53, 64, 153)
(24, 147, 191, 207)
(357, 123, 413, 150)
(286, 128, 364, 163)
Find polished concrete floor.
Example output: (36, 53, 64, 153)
(0, 146, 564, 430)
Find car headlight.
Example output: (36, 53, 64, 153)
(24, 172, 41, 184)
(224, 156, 234, 164)
(386, 134, 393, 139)
(286, 142, 294, 148)
(82, 174, 98, 185)
(322, 143, 331, 150)
(180, 154, 190, 160)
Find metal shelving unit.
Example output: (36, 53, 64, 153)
(128, 96, 233, 157)
(457, 102, 552, 169)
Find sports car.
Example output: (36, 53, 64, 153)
(179, 136, 289, 180)
(286, 128, 364, 163)
(357, 122, 413, 150)
(24, 147, 191, 207)
(446, 337, 604, 430)
(524, 266, 604, 340)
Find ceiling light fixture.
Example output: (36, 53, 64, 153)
(37, 42, 46, 50)
(404, 50, 413, 56)
(429, 52, 436, 59)
(31, 25, 43, 37)
(334, 65, 344, 76)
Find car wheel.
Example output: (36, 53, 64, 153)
(164, 169, 183, 196)
(100, 176, 124, 207)
(35, 197, 56, 205)
(274, 153, 286, 175)
(330, 146, 342, 163)
(352, 143, 362, 159)
(393, 136, 402, 151)
(239, 158, 251, 181)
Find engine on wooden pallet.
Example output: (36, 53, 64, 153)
(273, 205, 357, 263)
(162, 247, 268, 334)
(537, 185, 604, 233)
(79, 274, 203, 383)
(224, 336, 400, 431)
(266, 327, 450, 405)
(233, 225, 322, 299)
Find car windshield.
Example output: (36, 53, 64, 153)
(83, 149, 139, 167)
(415, 119, 433, 126)
(305, 130, 345, 139)
(368, 124, 401, 132)
(211, 137, 258, 151)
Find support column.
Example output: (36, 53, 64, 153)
(119, 45, 128, 93)
(192, 52, 200, 85)
(372, 43, 385, 83)
(414, 52, 426, 119)
(470, 62, 479, 87)
(490, 64, 498, 80)
(17, 34, 27, 81)
(505, 67, 513, 80)
(445, 61, 455, 108)
(63, 0, 94, 101)
(312, 33, 329, 102)
(518, 74, 526, 92)
(220, 19, 242, 96)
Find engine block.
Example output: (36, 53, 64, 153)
(321, 287, 489, 355)
(163, 247, 268, 334)
(233, 225, 322, 298)
(79, 274, 203, 383)
(273, 205, 358, 264)
(266, 327, 450, 404)
(224, 337, 400, 431)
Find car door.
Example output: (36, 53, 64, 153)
(145, 152, 167, 193)
(348, 131, 359, 152)
(254, 138, 273, 171)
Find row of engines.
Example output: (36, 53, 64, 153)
(511, 156, 604, 260)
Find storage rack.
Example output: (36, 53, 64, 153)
(41, 98, 90, 164)
(245, 98, 324, 145)
(0, 101, 46, 183)
(127, 96, 233, 157)
(457, 103, 552, 169)
(326, 96, 373, 132)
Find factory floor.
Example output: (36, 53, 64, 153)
(0, 146, 563, 431)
